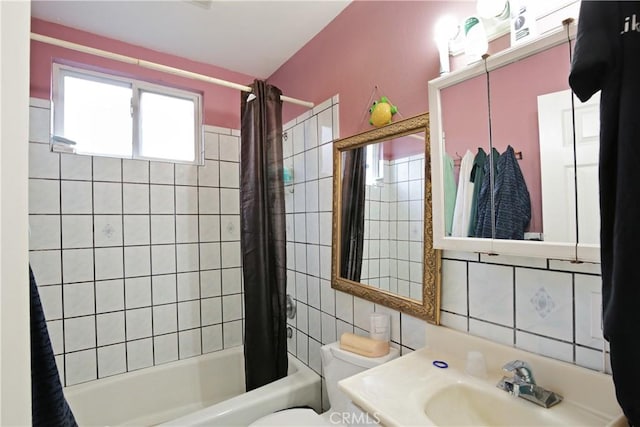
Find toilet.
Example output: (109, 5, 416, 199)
(250, 341, 399, 426)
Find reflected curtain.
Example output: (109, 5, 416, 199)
(340, 148, 366, 282)
(240, 80, 287, 391)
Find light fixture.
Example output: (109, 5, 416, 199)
(434, 15, 460, 74)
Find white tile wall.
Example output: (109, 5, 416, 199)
(123, 159, 149, 183)
(94, 216, 123, 247)
(361, 157, 424, 300)
(28, 101, 245, 386)
(30, 143, 60, 179)
(202, 325, 223, 354)
(97, 312, 125, 346)
(97, 344, 126, 378)
(441, 248, 608, 371)
(61, 154, 92, 181)
(39, 285, 62, 320)
(127, 338, 153, 371)
(93, 182, 122, 214)
(284, 97, 608, 408)
(515, 269, 573, 341)
(63, 282, 94, 317)
(93, 157, 121, 182)
(154, 334, 179, 364)
(223, 320, 243, 348)
(468, 263, 514, 326)
(65, 349, 97, 384)
(150, 185, 174, 214)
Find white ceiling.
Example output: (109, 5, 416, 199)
(31, 0, 351, 78)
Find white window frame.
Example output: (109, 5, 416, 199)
(52, 63, 204, 165)
(366, 143, 384, 185)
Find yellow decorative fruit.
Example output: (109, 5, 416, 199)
(369, 96, 398, 127)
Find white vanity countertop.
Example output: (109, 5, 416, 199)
(338, 325, 625, 427)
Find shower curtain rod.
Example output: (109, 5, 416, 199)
(30, 33, 314, 108)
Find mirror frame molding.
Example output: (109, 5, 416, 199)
(427, 22, 599, 263)
(331, 113, 441, 324)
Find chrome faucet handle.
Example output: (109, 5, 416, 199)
(501, 360, 536, 385)
(497, 360, 563, 408)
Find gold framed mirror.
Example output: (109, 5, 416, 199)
(331, 113, 441, 323)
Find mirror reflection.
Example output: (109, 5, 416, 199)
(332, 113, 440, 323)
(490, 39, 574, 242)
(349, 132, 426, 302)
(440, 74, 490, 238)
(432, 21, 601, 261)
(572, 92, 601, 247)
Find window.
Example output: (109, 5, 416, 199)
(366, 143, 384, 185)
(52, 64, 202, 164)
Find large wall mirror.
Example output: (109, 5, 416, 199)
(429, 19, 599, 262)
(331, 113, 441, 323)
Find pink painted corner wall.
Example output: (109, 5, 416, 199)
(383, 133, 425, 161)
(268, 1, 476, 140)
(30, 18, 256, 129)
(269, 0, 573, 236)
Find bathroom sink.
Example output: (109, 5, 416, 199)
(338, 324, 624, 427)
(424, 382, 611, 427)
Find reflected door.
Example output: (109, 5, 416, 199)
(538, 90, 577, 243)
(538, 89, 600, 245)
(574, 93, 601, 246)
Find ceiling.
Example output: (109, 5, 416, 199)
(31, 0, 351, 78)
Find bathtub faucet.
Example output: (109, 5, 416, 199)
(496, 360, 563, 408)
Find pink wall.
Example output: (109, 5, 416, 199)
(268, 1, 475, 139)
(269, 0, 572, 236)
(441, 73, 490, 160)
(383, 134, 425, 161)
(440, 73, 490, 185)
(30, 18, 256, 129)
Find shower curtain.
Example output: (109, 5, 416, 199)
(340, 148, 366, 282)
(240, 80, 288, 391)
(30, 266, 77, 426)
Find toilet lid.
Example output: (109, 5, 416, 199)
(250, 408, 329, 426)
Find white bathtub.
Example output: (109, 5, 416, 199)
(64, 346, 322, 426)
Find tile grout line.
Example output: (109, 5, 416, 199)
(91, 155, 101, 380)
(119, 158, 129, 376)
(144, 161, 156, 368)
(173, 163, 180, 361)
(57, 149, 68, 386)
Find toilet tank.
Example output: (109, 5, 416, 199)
(320, 341, 399, 414)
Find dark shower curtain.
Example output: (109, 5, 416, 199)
(240, 80, 288, 391)
(340, 148, 366, 282)
(30, 266, 77, 426)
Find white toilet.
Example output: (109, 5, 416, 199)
(250, 341, 399, 426)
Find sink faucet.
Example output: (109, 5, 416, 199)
(497, 360, 563, 408)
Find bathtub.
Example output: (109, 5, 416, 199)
(64, 346, 322, 426)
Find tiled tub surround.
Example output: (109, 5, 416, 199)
(282, 97, 609, 413)
(361, 157, 425, 301)
(28, 99, 244, 386)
